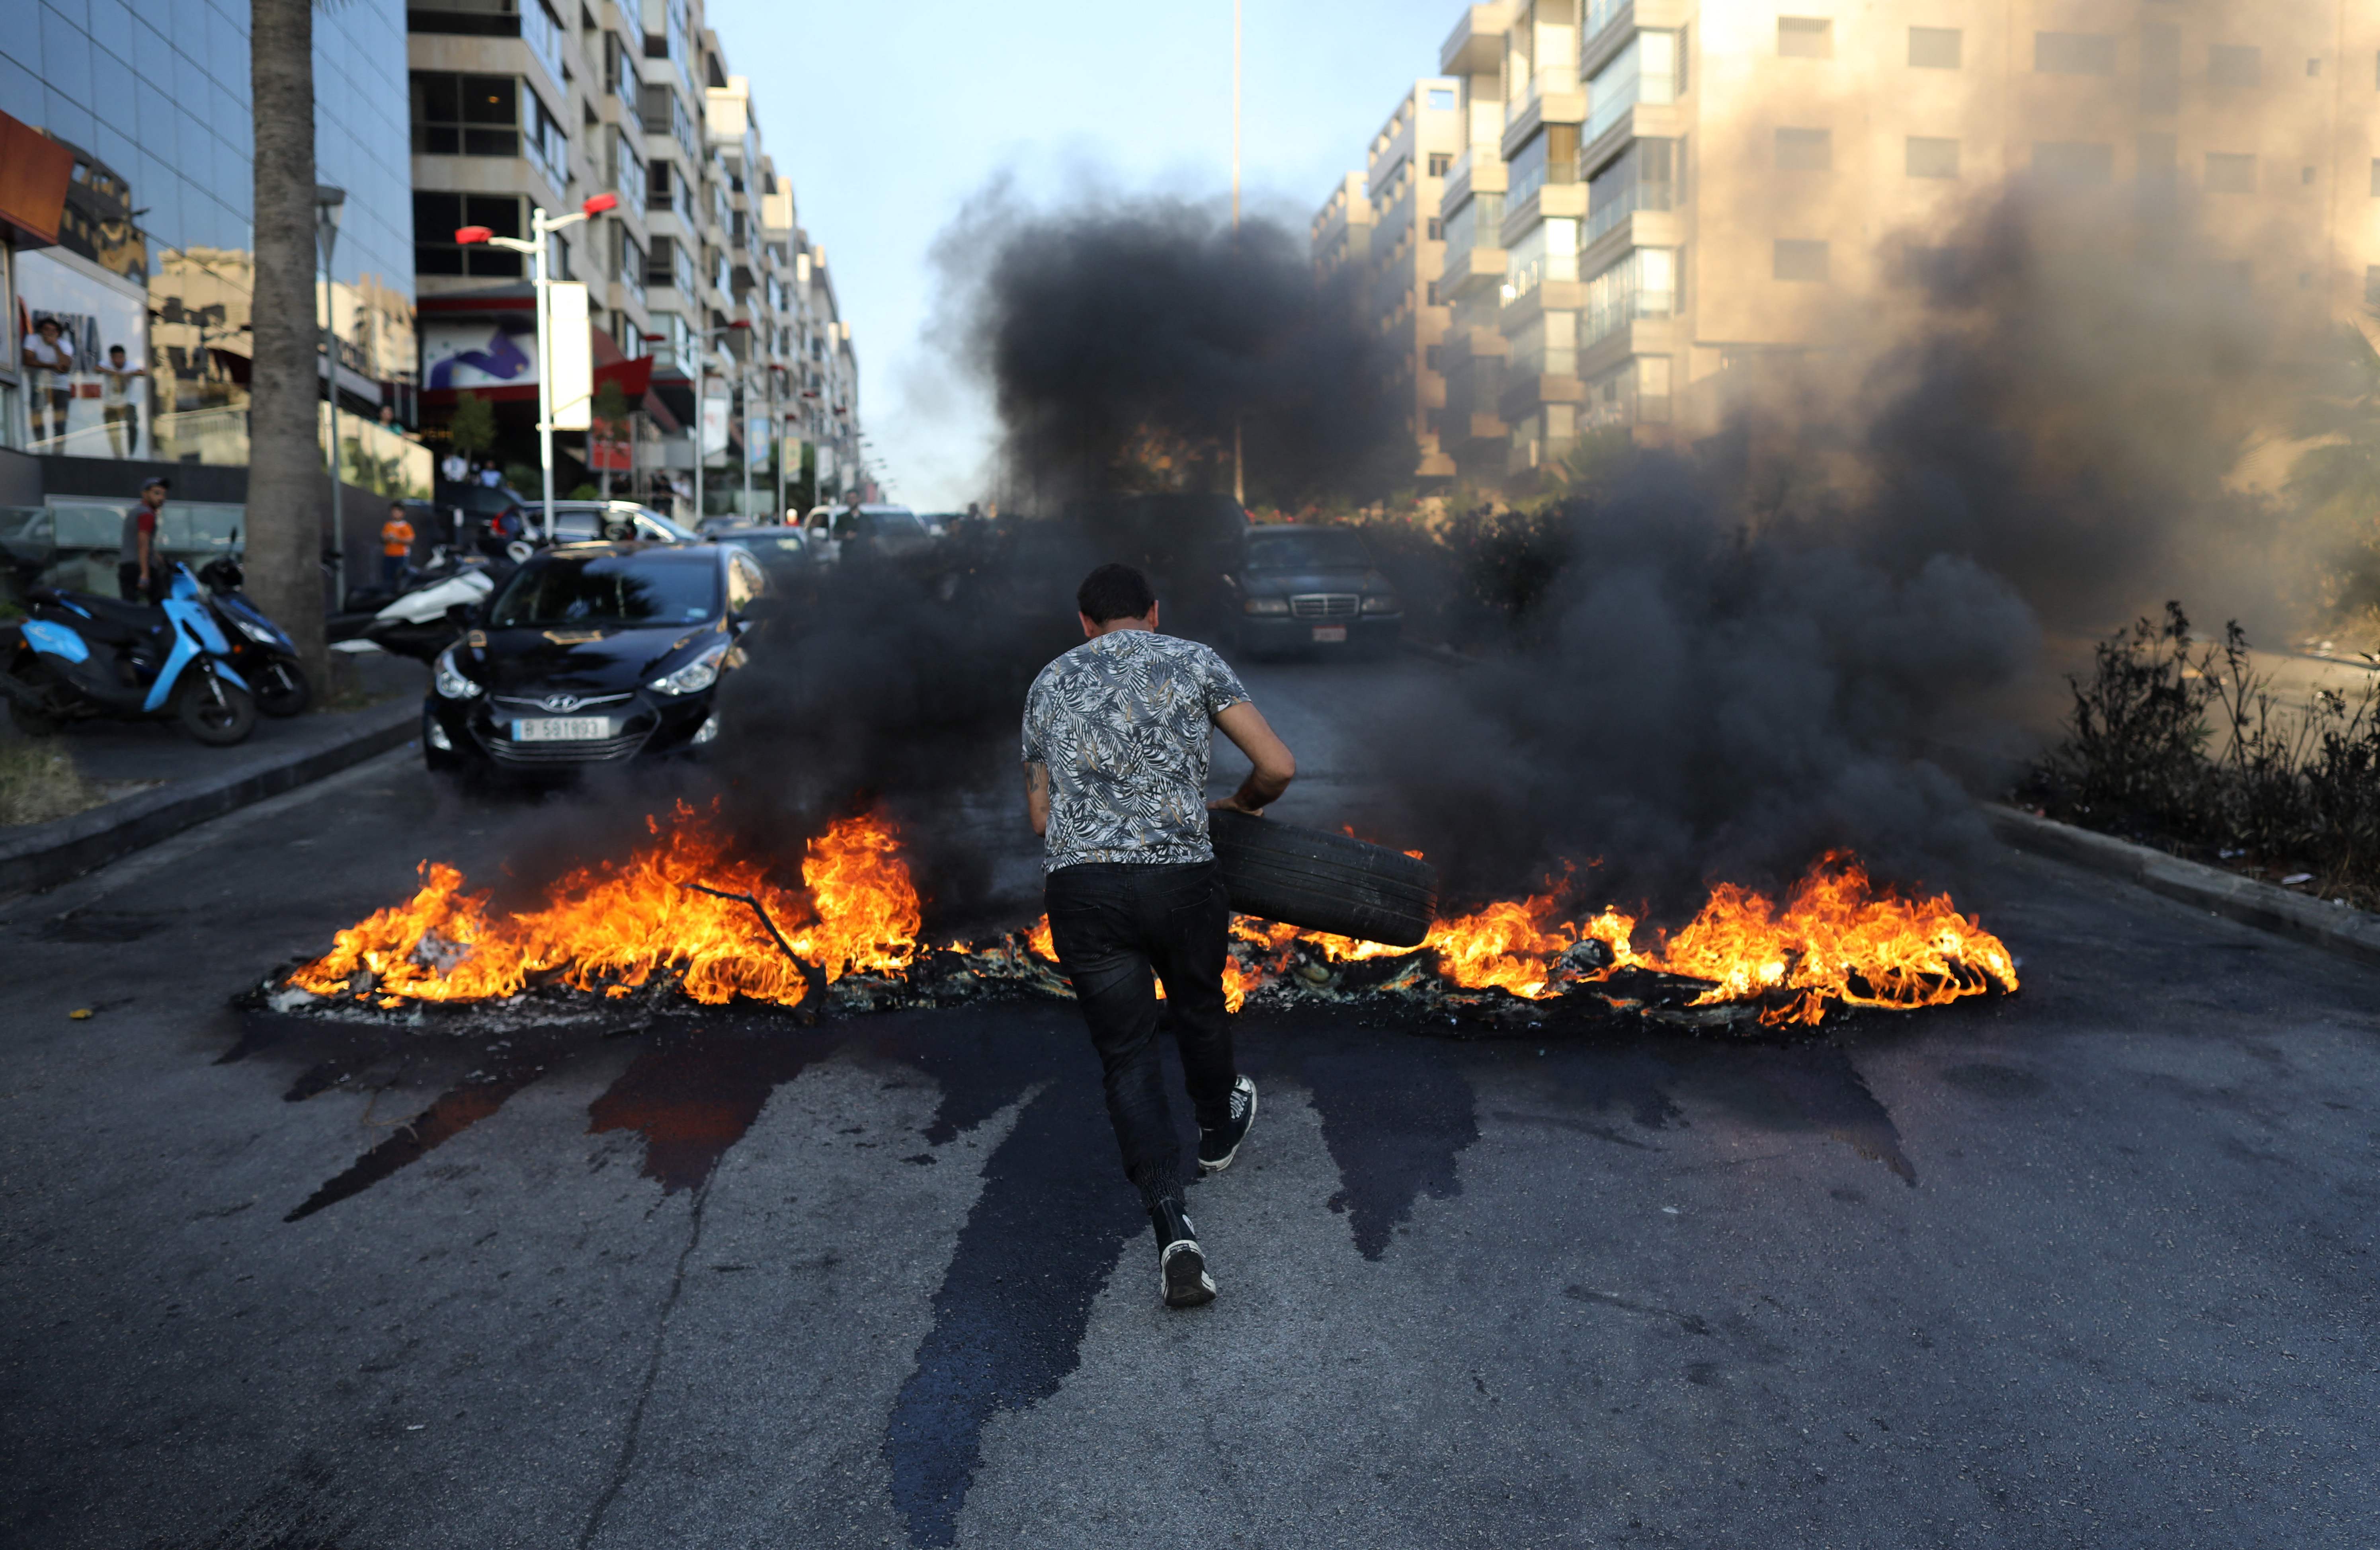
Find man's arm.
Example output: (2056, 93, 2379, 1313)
(1210, 701, 1295, 816)
(137, 517, 152, 578)
(1024, 761, 1051, 837)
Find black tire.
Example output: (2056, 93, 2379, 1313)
(174, 667, 256, 746)
(252, 657, 312, 717)
(1208, 810, 1438, 947)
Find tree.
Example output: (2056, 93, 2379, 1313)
(246, 0, 330, 686)
(590, 377, 631, 499)
(2288, 316, 2380, 616)
(448, 388, 496, 460)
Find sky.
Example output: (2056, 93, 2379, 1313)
(713, 0, 1461, 510)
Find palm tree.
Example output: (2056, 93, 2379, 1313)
(246, 0, 330, 687)
(2288, 314, 2380, 616)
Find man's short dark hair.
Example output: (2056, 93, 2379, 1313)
(1077, 563, 1156, 624)
(142, 476, 169, 492)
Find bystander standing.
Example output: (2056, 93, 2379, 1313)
(118, 476, 170, 603)
(379, 502, 416, 588)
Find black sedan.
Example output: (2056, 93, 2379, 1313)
(423, 542, 765, 777)
(1223, 525, 1403, 658)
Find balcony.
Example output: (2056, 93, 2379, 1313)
(1441, 245, 1507, 298)
(1502, 85, 1587, 165)
(1439, 4, 1508, 75)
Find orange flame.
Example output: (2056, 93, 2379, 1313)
(289, 806, 921, 1008)
(291, 807, 2012, 1029)
(1271, 851, 2015, 1026)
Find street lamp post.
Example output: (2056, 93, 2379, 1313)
(768, 365, 787, 523)
(455, 192, 619, 541)
(314, 184, 346, 604)
(688, 320, 749, 525)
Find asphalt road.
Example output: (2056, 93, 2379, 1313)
(2, 653, 2376, 1548)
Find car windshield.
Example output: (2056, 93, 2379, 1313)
(1244, 530, 1370, 571)
(870, 512, 925, 537)
(488, 552, 720, 627)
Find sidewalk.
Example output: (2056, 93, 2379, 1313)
(0, 653, 424, 896)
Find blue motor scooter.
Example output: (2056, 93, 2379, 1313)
(197, 554, 312, 716)
(2, 563, 257, 745)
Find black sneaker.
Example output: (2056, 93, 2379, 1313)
(1151, 1198, 1216, 1309)
(1198, 1075, 1258, 1175)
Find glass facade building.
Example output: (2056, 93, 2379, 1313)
(0, 0, 420, 489)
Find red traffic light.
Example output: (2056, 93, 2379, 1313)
(582, 192, 619, 215)
(455, 226, 492, 244)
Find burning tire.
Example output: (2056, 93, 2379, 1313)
(1209, 810, 1437, 948)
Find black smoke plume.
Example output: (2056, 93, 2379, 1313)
(951, 194, 1410, 506)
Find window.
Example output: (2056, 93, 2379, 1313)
(411, 74, 521, 157)
(1906, 137, 1959, 178)
(607, 127, 648, 212)
(1429, 152, 1451, 176)
(2139, 133, 2179, 187)
(2034, 142, 2113, 186)
(1582, 247, 1675, 346)
(1426, 217, 1445, 239)
(1587, 139, 1678, 244)
(1779, 18, 1831, 59)
(1909, 27, 1960, 68)
(646, 233, 695, 294)
(1636, 355, 1672, 422)
(2205, 153, 2255, 193)
(2308, 58, 2321, 78)
(647, 160, 674, 213)
(413, 193, 525, 277)
(521, 89, 569, 193)
(611, 226, 647, 306)
(2143, 23, 2180, 113)
(1638, 30, 1683, 104)
(1777, 127, 1831, 172)
(1426, 88, 1456, 111)
(2209, 45, 2259, 87)
(2371, 158, 2379, 197)
(1443, 192, 1503, 257)
(1774, 239, 1828, 282)
(2036, 33, 2116, 76)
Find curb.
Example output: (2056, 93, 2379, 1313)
(0, 699, 419, 896)
(1983, 803, 2380, 972)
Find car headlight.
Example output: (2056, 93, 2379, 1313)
(649, 641, 729, 695)
(1242, 597, 1291, 616)
(1361, 594, 1402, 615)
(433, 645, 482, 699)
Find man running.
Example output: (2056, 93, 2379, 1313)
(1022, 562, 1296, 1308)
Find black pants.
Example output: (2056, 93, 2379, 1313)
(117, 563, 159, 603)
(1046, 860, 1236, 1210)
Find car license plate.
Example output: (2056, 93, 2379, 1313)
(1311, 625, 1348, 643)
(512, 716, 611, 742)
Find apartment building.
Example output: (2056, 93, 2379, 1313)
(0, 0, 420, 515)
(1368, 0, 2380, 492)
(408, 0, 861, 515)
(1323, 78, 1466, 476)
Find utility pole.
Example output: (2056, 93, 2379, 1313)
(739, 359, 752, 520)
(1232, 0, 1246, 509)
(457, 192, 618, 542)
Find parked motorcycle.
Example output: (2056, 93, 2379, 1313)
(3, 563, 256, 745)
(195, 555, 311, 716)
(338, 543, 525, 662)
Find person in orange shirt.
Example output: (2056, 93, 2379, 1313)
(380, 502, 416, 588)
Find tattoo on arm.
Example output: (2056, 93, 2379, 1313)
(1024, 763, 1049, 798)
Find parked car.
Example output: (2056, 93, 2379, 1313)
(422, 541, 767, 778)
(1224, 524, 1402, 658)
(1062, 492, 1248, 634)
(707, 525, 818, 608)
(797, 504, 933, 569)
(535, 500, 698, 545)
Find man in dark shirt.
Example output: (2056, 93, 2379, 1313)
(118, 477, 169, 603)
(1022, 563, 1296, 1308)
